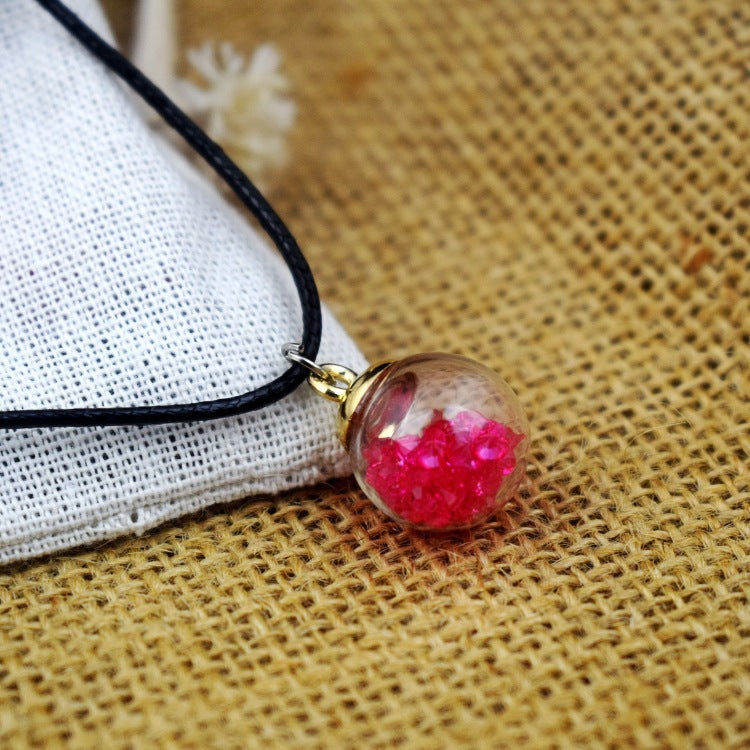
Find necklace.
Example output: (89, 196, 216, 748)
(10, 0, 530, 531)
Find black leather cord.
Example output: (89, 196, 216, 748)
(0, 0, 322, 429)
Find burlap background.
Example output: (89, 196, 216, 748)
(2, 1, 748, 747)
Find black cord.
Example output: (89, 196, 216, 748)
(0, 0, 322, 429)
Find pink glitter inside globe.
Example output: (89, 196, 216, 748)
(348, 354, 529, 530)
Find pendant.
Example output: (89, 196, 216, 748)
(284, 345, 529, 531)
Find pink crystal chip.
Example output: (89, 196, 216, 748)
(363, 409, 524, 528)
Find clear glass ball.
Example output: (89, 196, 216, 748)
(347, 353, 529, 530)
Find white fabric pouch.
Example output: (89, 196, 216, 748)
(0, 0, 365, 563)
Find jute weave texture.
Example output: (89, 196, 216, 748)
(2, 1, 749, 747)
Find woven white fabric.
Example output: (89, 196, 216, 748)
(0, 0, 366, 563)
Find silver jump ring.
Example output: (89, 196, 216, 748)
(281, 343, 334, 384)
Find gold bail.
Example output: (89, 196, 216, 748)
(282, 343, 393, 444)
(307, 363, 358, 403)
(281, 343, 357, 402)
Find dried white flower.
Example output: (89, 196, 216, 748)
(130, 1, 295, 188)
(175, 42, 296, 187)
